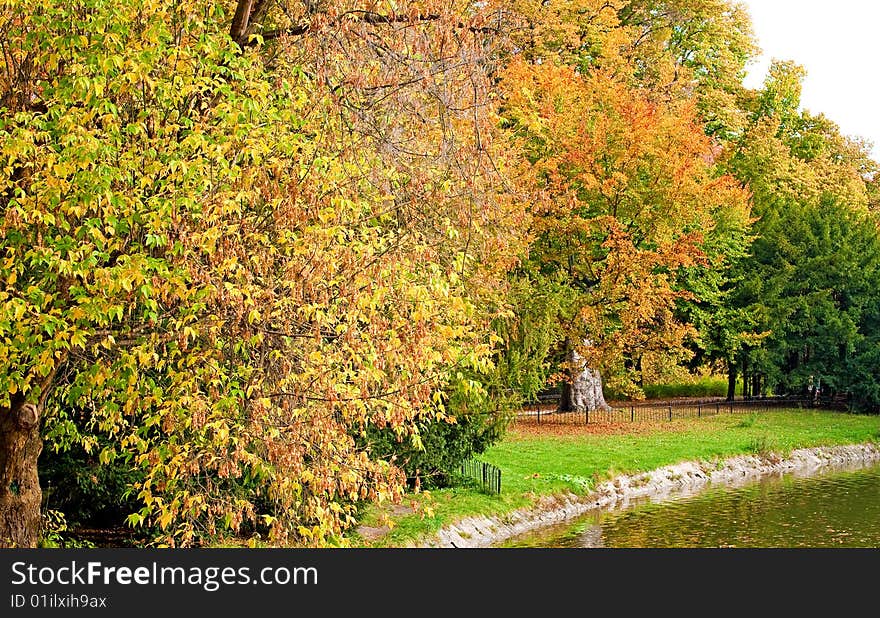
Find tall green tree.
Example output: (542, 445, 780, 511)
(720, 60, 880, 404)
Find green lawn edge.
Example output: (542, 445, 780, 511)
(352, 409, 880, 547)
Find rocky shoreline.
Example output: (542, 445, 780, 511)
(419, 442, 880, 548)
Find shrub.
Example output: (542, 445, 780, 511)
(38, 443, 143, 529)
(642, 375, 735, 399)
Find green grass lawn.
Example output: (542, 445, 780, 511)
(353, 409, 880, 547)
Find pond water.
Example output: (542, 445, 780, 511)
(499, 460, 880, 548)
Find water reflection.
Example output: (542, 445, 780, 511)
(501, 461, 880, 548)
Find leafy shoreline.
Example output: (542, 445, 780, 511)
(356, 410, 880, 547)
(422, 442, 880, 548)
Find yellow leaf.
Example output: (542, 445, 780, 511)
(158, 511, 173, 530)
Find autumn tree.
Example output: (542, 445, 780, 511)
(0, 0, 524, 547)
(618, 0, 757, 139)
(498, 38, 751, 410)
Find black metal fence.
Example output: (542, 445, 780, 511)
(519, 396, 849, 425)
(460, 459, 502, 494)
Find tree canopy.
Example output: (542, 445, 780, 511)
(2, 0, 879, 547)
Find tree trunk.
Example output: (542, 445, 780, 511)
(0, 396, 42, 548)
(558, 340, 611, 413)
(727, 362, 737, 401)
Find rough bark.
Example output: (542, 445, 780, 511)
(0, 395, 42, 548)
(558, 340, 611, 413)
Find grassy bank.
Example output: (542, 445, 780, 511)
(354, 409, 880, 547)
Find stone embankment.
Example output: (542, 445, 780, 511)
(420, 443, 880, 548)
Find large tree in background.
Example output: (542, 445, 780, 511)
(0, 0, 524, 547)
(497, 1, 752, 411)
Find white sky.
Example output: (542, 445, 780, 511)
(739, 0, 880, 162)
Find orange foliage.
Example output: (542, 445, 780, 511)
(500, 52, 751, 387)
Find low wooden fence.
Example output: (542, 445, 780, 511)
(460, 459, 502, 494)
